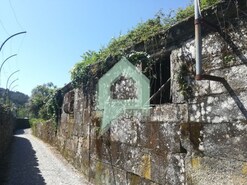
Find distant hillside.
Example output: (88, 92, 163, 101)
(0, 88, 29, 105)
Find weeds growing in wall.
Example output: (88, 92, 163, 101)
(70, 0, 220, 87)
(177, 63, 194, 101)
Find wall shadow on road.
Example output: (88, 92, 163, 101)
(4, 135, 46, 185)
(0, 149, 10, 185)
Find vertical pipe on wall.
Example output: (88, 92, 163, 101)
(194, 0, 203, 80)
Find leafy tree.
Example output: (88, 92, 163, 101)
(16, 104, 29, 118)
(29, 82, 57, 120)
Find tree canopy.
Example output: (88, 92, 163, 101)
(29, 82, 57, 120)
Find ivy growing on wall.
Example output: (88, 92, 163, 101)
(177, 62, 195, 101)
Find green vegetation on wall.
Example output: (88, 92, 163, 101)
(177, 63, 193, 100)
(70, 0, 220, 86)
(29, 0, 221, 123)
(176, 0, 220, 20)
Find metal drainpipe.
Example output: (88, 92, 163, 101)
(194, 0, 203, 80)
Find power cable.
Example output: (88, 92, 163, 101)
(14, 33, 27, 71)
(16, 33, 26, 56)
(0, 19, 10, 36)
(8, 0, 25, 30)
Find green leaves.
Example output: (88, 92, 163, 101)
(176, 0, 220, 21)
(70, 0, 220, 86)
(177, 63, 193, 100)
(29, 83, 57, 120)
(70, 16, 164, 85)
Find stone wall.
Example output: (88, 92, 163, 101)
(0, 105, 15, 160)
(32, 120, 57, 145)
(34, 1, 247, 184)
(170, 11, 247, 185)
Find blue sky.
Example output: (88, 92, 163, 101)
(0, 0, 191, 96)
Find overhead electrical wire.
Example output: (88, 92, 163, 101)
(0, 0, 27, 90)
(8, 0, 24, 31)
(0, 19, 10, 36)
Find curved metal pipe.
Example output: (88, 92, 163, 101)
(9, 78, 19, 90)
(6, 70, 20, 90)
(0, 31, 26, 52)
(0, 54, 17, 86)
(10, 84, 18, 91)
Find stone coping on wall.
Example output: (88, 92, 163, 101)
(150, 103, 188, 123)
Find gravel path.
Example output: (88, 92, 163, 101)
(5, 129, 92, 185)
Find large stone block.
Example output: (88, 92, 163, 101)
(89, 160, 114, 185)
(189, 92, 247, 123)
(121, 145, 143, 176)
(170, 49, 187, 103)
(150, 153, 185, 185)
(139, 121, 180, 155)
(90, 136, 111, 164)
(209, 64, 247, 94)
(180, 122, 203, 155)
(150, 104, 188, 122)
(126, 172, 157, 185)
(139, 121, 161, 151)
(121, 144, 185, 184)
(90, 160, 135, 185)
(170, 29, 247, 101)
(110, 114, 140, 145)
(202, 122, 247, 161)
(185, 156, 247, 185)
